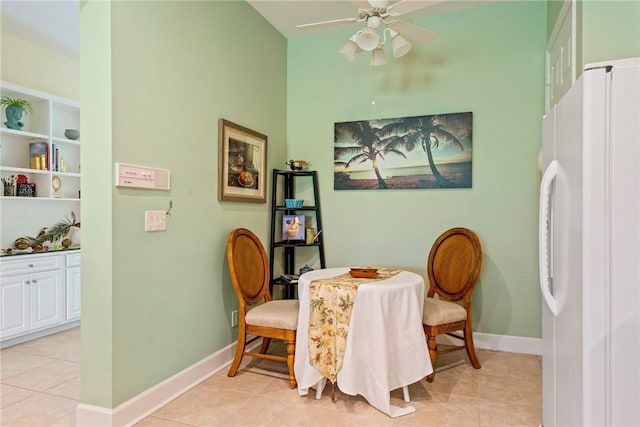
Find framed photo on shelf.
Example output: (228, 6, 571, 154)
(282, 215, 305, 240)
(218, 119, 267, 203)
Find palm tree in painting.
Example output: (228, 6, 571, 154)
(378, 114, 469, 187)
(334, 121, 406, 189)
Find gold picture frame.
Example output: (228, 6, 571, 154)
(218, 119, 267, 203)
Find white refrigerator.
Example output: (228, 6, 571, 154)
(539, 58, 640, 426)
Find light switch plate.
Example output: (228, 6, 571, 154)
(145, 210, 166, 231)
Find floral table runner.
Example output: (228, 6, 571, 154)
(307, 268, 400, 387)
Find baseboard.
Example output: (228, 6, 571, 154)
(76, 332, 540, 426)
(1, 320, 80, 349)
(76, 340, 238, 427)
(437, 331, 542, 356)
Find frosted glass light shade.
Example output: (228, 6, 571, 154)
(338, 40, 358, 62)
(371, 48, 387, 66)
(391, 34, 412, 58)
(355, 28, 380, 51)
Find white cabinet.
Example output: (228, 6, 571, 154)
(29, 269, 64, 329)
(0, 274, 29, 337)
(65, 252, 81, 320)
(0, 251, 79, 344)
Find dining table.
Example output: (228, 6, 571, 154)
(294, 266, 433, 417)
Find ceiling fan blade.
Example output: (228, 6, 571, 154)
(387, 0, 447, 17)
(387, 21, 437, 44)
(297, 17, 360, 30)
(351, 0, 373, 10)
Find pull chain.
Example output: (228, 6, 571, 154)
(371, 66, 376, 105)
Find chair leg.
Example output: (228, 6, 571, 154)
(228, 332, 246, 377)
(426, 333, 437, 382)
(463, 323, 481, 369)
(285, 338, 297, 389)
(259, 337, 271, 354)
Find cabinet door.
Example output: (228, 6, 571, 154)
(29, 270, 64, 330)
(66, 266, 81, 320)
(0, 274, 30, 338)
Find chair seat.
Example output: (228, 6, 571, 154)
(246, 299, 299, 330)
(423, 297, 467, 325)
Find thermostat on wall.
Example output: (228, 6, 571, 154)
(115, 162, 170, 190)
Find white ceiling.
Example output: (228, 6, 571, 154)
(0, 1, 503, 60)
(1, 0, 79, 59)
(247, 0, 504, 39)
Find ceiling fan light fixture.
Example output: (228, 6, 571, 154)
(371, 47, 387, 66)
(391, 33, 412, 58)
(337, 39, 358, 62)
(354, 27, 380, 51)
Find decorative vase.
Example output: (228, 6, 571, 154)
(4, 105, 25, 130)
(67, 226, 81, 246)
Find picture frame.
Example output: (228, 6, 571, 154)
(282, 215, 305, 240)
(218, 119, 267, 203)
(334, 112, 473, 190)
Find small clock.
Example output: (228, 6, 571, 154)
(52, 175, 62, 198)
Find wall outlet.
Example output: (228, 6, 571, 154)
(231, 310, 238, 327)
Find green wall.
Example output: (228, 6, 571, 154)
(580, 0, 640, 66)
(80, 0, 286, 407)
(287, 1, 547, 338)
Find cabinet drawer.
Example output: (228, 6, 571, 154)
(0, 254, 63, 276)
(66, 252, 81, 267)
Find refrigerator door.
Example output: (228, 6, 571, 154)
(607, 60, 640, 426)
(579, 65, 608, 427)
(540, 112, 557, 425)
(552, 74, 586, 426)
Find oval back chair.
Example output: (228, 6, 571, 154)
(422, 227, 483, 382)
(227, 228, 298, 388)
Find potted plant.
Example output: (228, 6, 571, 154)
(1, 96, 33, 130)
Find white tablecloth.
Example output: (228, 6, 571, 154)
(294, 267, 432, 417)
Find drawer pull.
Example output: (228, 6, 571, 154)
(28, 264, 34, 268)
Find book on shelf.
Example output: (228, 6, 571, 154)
(29, 141, 49, 170)
(51, 144, 60, 172)
(279, 274, 300, 284)
(282, 214, 305, 240)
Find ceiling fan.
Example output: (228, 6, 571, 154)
(296, 0, 444, 65)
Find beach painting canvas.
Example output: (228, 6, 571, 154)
(334, 112, 472, 190)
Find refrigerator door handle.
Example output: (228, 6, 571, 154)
(539, 160, 559, 316)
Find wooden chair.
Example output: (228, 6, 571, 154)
(422, 227, 483, 382)
(227, 228, 298, 388)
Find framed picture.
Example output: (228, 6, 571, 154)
(218, 119, 267, 202)
(282, 215, 305, 240)
(334, 112, 473, 190)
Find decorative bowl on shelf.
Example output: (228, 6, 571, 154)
(285, 160, 309, 171)
(64, 129, 80, 140)
(284, 199, 304, 208)
(349, 267, 379, 279)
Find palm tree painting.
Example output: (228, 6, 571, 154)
(334, 112, 472, 190)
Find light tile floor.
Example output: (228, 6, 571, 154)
(0, 328, 542, 426)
